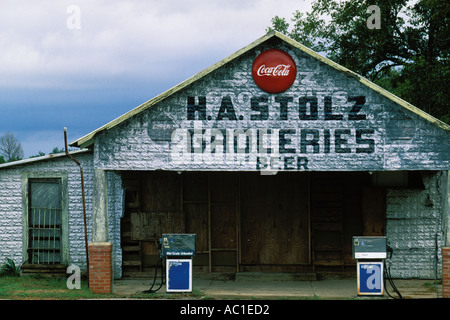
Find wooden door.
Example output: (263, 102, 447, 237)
(362, 186, 385, 236)
(182, 172, 239, 272)
(240, 172, 310, 267)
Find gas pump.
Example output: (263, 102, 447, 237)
(352, 236, 402, 298)
(162, 233, 196, 293)
(352, 236, 387, 296)
(143, 233, 196, 294)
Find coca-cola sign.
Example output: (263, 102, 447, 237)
(252, 49, 297, 93)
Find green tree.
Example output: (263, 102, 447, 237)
(267, 0, 450, 123)
(50, 147, 66, 155)
(29, 151, 46, 158)
(28, 147, 68, 159)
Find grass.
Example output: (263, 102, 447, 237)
(0, 275, 112, 300)
(0, 274, 209, 300)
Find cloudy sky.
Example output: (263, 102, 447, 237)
(0, 0, 311, 158)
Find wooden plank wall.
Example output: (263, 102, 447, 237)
(121, 171, 379, 276)
(310, 172, 374, 273)
(240, 172, 309, 269)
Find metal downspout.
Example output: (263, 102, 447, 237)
(64, 127, 89, 280)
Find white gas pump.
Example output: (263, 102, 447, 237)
(352, 236, 387, 296)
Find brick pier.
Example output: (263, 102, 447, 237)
(443, 247, 450, 298)
(88, 242, 112, 294)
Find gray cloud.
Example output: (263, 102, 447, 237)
(1, 0, 309, 87)
(0, 0, 311, 157)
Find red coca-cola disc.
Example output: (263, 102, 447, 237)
(252, 49, 297, 93)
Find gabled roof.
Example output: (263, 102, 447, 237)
(70, 31, 450, 149)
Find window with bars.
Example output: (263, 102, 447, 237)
(28, 178, 62, 264)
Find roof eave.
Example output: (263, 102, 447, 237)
(0, 149, 92, 170)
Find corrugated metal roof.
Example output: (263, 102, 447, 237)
(0, 149, 91, 170)
(70, 31, 450, 149)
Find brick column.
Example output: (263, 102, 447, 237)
(89, 242, 112, 294)
(443, 247, 450, 298)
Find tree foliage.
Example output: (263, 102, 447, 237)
(29, 147, 67, 159)
(267, 0, 449, 123)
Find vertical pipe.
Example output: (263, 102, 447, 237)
(38, 208, 41, 264)
(48, 206, 51, 264)
(33, 207, 36, 264)
(307, 172, 311, 266)
(236, 173, 240, 273)
(53, 207, 56, 264)
(208, 172, 211, 273)
(64, 127, 89, 277)
(30, 207, 33, 264)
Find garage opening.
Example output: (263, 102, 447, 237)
(120, 171, 380, 278)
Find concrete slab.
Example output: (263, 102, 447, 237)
(234, 272, 316, 281)
(112, 277, 443, 300)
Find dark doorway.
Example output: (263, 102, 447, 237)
(120, 171, 377, 276)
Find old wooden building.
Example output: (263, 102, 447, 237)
(1, 32, 449, 290)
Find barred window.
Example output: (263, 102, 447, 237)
(28, 178, 62, 264)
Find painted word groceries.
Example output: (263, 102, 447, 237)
(170, 94, 376, 171)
